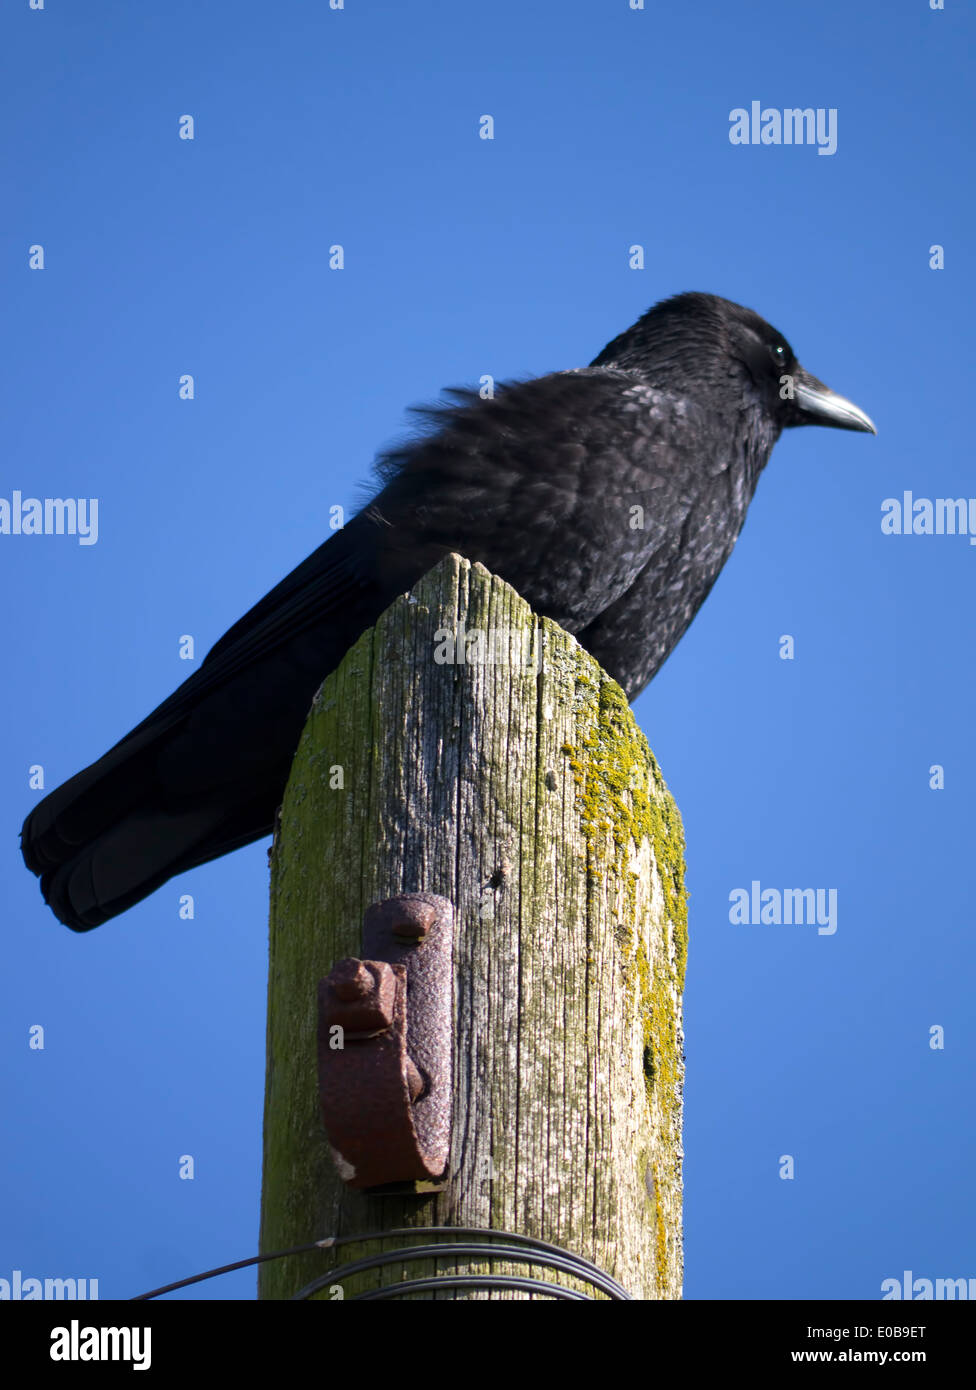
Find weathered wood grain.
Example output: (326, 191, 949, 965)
(259, 553, 686, 1300)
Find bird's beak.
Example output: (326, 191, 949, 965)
(791, 367, 877, 434)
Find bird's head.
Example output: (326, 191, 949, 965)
(592, 291, 876, 436)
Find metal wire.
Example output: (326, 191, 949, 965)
(131, 1224, 632, 1301)
(131, 1238, 338, 1300)
(288, 1238, 630, 1301)
(353, 1275, 590, 1301)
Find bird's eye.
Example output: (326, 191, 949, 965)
(771, 343, 786, 361)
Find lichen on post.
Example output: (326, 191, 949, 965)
(259, 553, 686, 1300)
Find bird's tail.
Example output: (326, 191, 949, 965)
(20, 732, 270, 930)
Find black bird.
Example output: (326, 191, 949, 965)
(21, 292, 875, 930)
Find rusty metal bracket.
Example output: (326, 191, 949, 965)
(317, 892, 453, 1191)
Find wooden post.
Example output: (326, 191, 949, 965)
(258, 554, 687, 1300)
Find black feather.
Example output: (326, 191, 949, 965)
(20, 292, 874, 930)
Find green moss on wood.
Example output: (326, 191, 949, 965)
(559, 651, 687, 1128)
(260, 556, 686, 1299)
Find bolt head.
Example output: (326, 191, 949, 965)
(390, 901, 437, 941)
(330, 958, 373, 1001)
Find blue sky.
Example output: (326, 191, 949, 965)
(2, 0, 972, 1300)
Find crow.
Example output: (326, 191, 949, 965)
(21, 292, 875, 931)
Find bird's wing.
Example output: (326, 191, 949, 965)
(367, 371, 717, 633)
(114, 513, 380, 746)
(21, 516, 379, 877)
